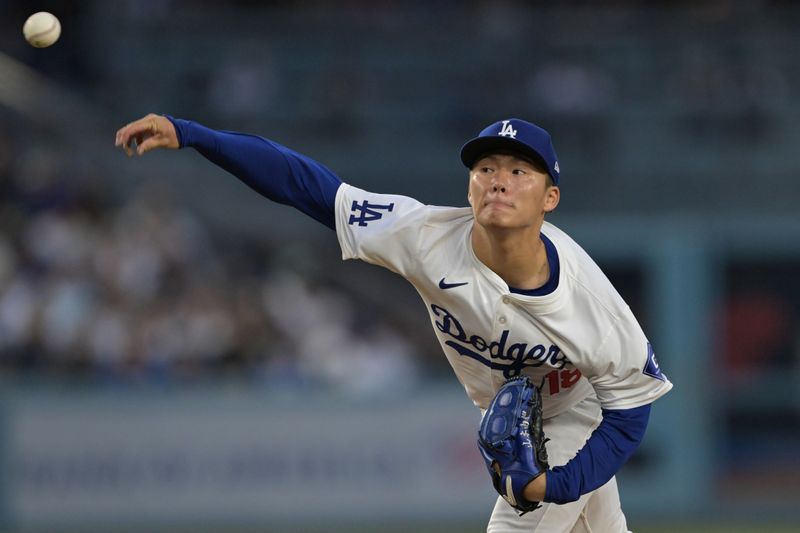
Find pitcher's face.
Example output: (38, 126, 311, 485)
(468, 153, 559, 231)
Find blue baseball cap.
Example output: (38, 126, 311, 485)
(460, 118, 560, 185)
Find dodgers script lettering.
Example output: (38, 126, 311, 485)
(431, 304, 569, 378)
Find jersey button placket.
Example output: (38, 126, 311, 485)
(492, 296, 513, 387)
(497, 295, 513, 326)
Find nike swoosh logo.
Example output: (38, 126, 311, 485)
(439, 277, 468, 290)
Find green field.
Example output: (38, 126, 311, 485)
(306, 526, 798, 533)
(5, 526, 798, 533)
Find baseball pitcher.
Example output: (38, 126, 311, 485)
(115, 114, 672, 532)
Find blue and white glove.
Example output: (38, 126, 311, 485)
(477, 376, 549, 514)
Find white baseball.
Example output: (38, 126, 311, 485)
(23, 12, 61, 48)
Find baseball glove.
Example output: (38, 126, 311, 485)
(477, 376, 549, 514)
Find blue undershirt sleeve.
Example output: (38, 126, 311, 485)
(167, 117, 342, 230)
(543, 403, 651, 504)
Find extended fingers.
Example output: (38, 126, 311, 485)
(115, 119, 143, 148)
(136, 135, 167, 155)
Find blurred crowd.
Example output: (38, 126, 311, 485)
(0, 118, 421, 391)
(1, 0, 797, 395)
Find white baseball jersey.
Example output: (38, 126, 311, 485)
(335, 184, 672, 417)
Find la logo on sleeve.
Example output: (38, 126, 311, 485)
(348, 199, 395, 227)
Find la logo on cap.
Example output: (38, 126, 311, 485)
(498, 120, 517, 138)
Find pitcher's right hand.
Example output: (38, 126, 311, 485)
(115, 113, 179, 156)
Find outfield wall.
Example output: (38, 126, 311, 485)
(0, 386, 498, 529)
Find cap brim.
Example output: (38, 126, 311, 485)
(460, 136, 548, 169)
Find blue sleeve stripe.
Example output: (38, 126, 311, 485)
(544, 403, 651, 504)
(168, 117, 342, 230)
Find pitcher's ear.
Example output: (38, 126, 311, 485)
(544, 185, 560, 213)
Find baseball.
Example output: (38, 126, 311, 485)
(23, 12, 61, 48)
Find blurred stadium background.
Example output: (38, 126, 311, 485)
(1, 1, 799, 532)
